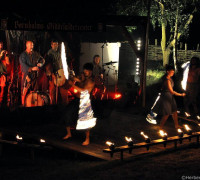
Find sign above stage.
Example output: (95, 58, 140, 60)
(1, 19, 105, 32)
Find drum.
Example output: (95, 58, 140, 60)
(25, 91, 51, 107)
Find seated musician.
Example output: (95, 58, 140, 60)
(0, 41, 9, 106)
(62, 63, 96, 146)
(19, 40, 45, 106)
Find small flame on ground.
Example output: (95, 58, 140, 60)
(159, 130, 167, 137)
(106, 141, 114, 146)
(184, 124, 191, 131)
(114, 93, 122, 99)
(185, 112, 191, 117)
(16, 134, 23, 140)
(40, 139, 46, 143)
(177, 128, 183, 133)
(125, 136, 132, 142)
(140, 132, 149, 139)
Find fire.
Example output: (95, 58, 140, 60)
(106, 141, 114, 146)
(114, 93, 122, 99)
(159, 130, 167, 137)
(16, 134, 23, 140)
(73, 88, 78, 94)
(184, 124, 191, 131)
(181, 61, 190, 90)
(40, 139, 46, 143)
(125, 136, 132, 142)
(140, 131, 149, 139)
(61, 42, 69, 79)
(177, 128, 183, 133)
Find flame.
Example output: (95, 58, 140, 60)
(140, 131, 149, 139)
(181, 61, 190, 90)
(74, 88, 78, 94)
(114, 93, 122, 99)
(40, 139, 46, 143)
(177, 128, 183, 133)
(125, 136, 132, 142)
(106, 141, 114, 146)
(16, 134, 23, 140)
(61, 42, 69, 79)
(184, 112, 191, 117)
(184, 124, 191, 131)
(159, 130, 167, 137)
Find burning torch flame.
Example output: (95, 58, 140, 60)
(159, 130, 167, 137)
(177, 128, 183, 133)
(181, 61, 190, 90)
(184, 124, 191, 131)
(61, 42, 69, 79)
(40, 139, 46, 143)
(16, 134, 23, 140)
(106, 141, 114, 146)
(140, 132, 149, 139)
(125, 136, 132, 142)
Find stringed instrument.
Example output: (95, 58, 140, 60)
(52, 68, 66, 87)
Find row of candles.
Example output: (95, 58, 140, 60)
(16, 134, 46, 144)
(106, 124, 192, 150)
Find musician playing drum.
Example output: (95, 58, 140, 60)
(19, 40, 45, 106)
(0, 41, 10, 106)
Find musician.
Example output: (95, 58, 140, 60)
(45, 39, 68, 105)
(93, 55, 104, 83)
(0, 41, 9, 106)
(62, 63, 96, 146)
(184, 57, 200, 119)
(19, 40, 45, 105)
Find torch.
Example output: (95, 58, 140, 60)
(106, 141, 115, 150)
(184, 124, 192, 135)
(125, 136, 133, 147)
(140, 132, 151, 143)
(159, 130, 168, 140)
(16, 134, 23, 143)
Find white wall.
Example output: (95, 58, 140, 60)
(80, 42, 120, 86)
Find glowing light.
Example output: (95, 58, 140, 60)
(16, 134, 23, 140)
(184, 124, 191, 131)
(106, 141, 114, 146)
(125, 137, 132, 142)
(40, 139, 46, 143)
(136, 68, 139, 71)
(197, 116, 200, 120)
(140, 132, 149, 139)
(136, 72, 139, 75)
(159, 130, 167, 137)
(136, 62, 139, 65)
(181, 61, 190, 90)
(177, 128, 183, 133)
(137, 48, 141, 50)
(136, 65, 139, 68)
(73, 88, 78, 94)
(146, 113, 157, 124)
(61, 42, 69, 79)
(137, 40, 141, 44)
(114, 93, 122, 99)
(137, 58, 140, 61)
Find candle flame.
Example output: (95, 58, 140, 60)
(40, 139, 46, 143)
(16, 134, 23, 140)
(106, 141, 114, 146)
(159, 130, 167, 137)
(140, 131, 149, 139)
(184, 124, 191, 131)
(125, 136, 132, 142)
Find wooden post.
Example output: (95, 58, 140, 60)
(142, 0, 151, 108)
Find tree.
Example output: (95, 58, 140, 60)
(113, 0, 199, 67)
